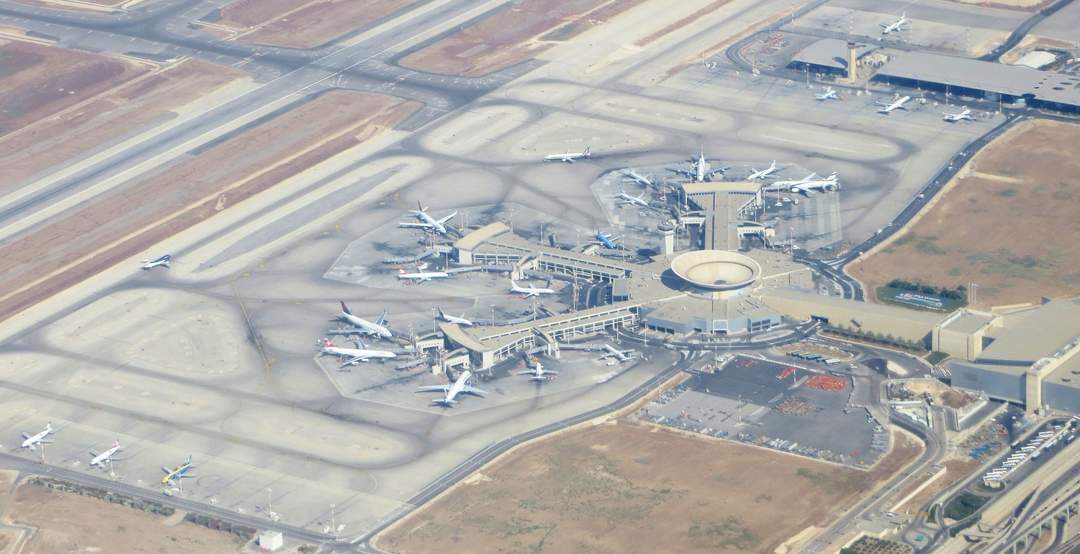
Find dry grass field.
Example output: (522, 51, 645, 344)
(7, 485, 243, 554)
(399, 0, 643, 77)
(850, 120, 1080, 308)
(377, 421, 922, 554)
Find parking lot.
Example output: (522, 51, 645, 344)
(638, 355, 884, 467)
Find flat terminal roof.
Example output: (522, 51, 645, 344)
(454, 221, 510, 251)
(761, 287, 947, 326)
(978, 299, 1080, 364)
(941, 310, 997, 335)
(789, 38, 879, 70)
(875, 50, 1080, 108)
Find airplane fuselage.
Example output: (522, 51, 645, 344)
(338, 312, 392, 339)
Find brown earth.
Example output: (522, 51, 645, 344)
(377, 422, 922, 554)
(400, 0, 641, 77)
(8, 484, 243, 554)
(850, 119, 1080, 308)
(0, 58, 249, 188)
(895, 458, 981, 515)
(0, 39, 146, 138)
(219, 0, 421, 48)
(0, 90, 419, 321)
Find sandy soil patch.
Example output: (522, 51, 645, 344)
(377, 422, 922, 554)
(898, 379, 979, 410)
(0, 91, 419, 322)
(895, 458, 980, 514)
(1, 58, 249, 188)
(7, 484, 243, 554)
(0, 39, 145, 139)
(850, 120, 1080, 308)
(219, 0, 421, 48)
(399, 0, 642, 77)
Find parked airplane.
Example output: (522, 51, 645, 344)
(89, 440, 122, 469)
(437, 308, 474, 327)
(398, 270, 449, 283)
(399, 202, 456, 235)
(615, 190, 650, 208)
(943, 107, 973, 122)
(880, 12, 908, 36)
(140, 254, 171, 270)
(876, 95, 911, 114)
(622, 169, 655, 188)
(595, 230, 620, 249)
(519, 362, 559, 382)
(763, 172, 839, 195)
(544, 146, 591, 163)
(600, 344, 635, 362)
(18, 423, 54, 451)
(668, 147, 727, 182)
(335, 302, 393, 339)
(747, 161, 779, 180)
(320, 338, 397, 367)
(417, 370, 487, 406)
(161, 455, 195, 485)
(510, 279, 556, 298)
(815, 87, 839, 101)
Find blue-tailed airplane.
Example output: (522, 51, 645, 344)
(161, 455, 195, 485)
(595, 230, 620, 249)
(140, 255, 171, 270)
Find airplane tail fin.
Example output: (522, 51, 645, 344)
(417, 200, 427, 213)
(185, 454, 192, 465)
(583, 146, 591, 156)
(340, 301, 351, 315)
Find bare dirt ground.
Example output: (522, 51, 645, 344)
(0, 58, 248, 187)
(0, 39, 146, 139)
(377, 421, 922, 554)
(0, 90, 419, 321)
(7, 484, 243, 554)
(636, 0, 732, 47)
(1001, 36, 1077, 64)
(850, 120, 1080, 308)
(218, 0, 421, 48)
(399, 0, 642, 77)
(896, 458, 980, 514)
(902, 380, 978, 410)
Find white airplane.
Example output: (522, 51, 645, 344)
(519, 362, 558, 382)
(544, 145, 591, 163)
(615, 189, 650, 208)
(417, 370, 487, 406)
(510, 279, 556, 298)
(622, 169, 655, 188)
(880, 12, 909, 36)
(319, 338, 397, 367)
(876, 95, 911, 114)
(815, 87, 839, 101)
(764, 172, 839, 195)
(399, 202, 456, 235)
(437, 308, 474, 326)
(18, 423, 54, 451)
(943, 107, 973, 122)
(140, 254, 171, 270)
(668, 147, 727, 182)
(89, 440, 122, 469)
(335, 302, 393, 339)
(600, 344, 635, 362)
(748, 161, 779, 180)
(398, 270, 449, 283)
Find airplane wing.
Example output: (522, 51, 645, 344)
(161, 466, 173, 474)
(437, 212, 457, 224)
(340, 356, 367, 367)
(462, 385, 487, 397)
(375, 311, 387, 326)
(328, 327, 374, 336)
(416, 385, 451, 393)
(399, 222, 434, 228)
(20, 433, 29, 440)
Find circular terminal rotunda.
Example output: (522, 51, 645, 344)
(670, 250, 761, 292)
